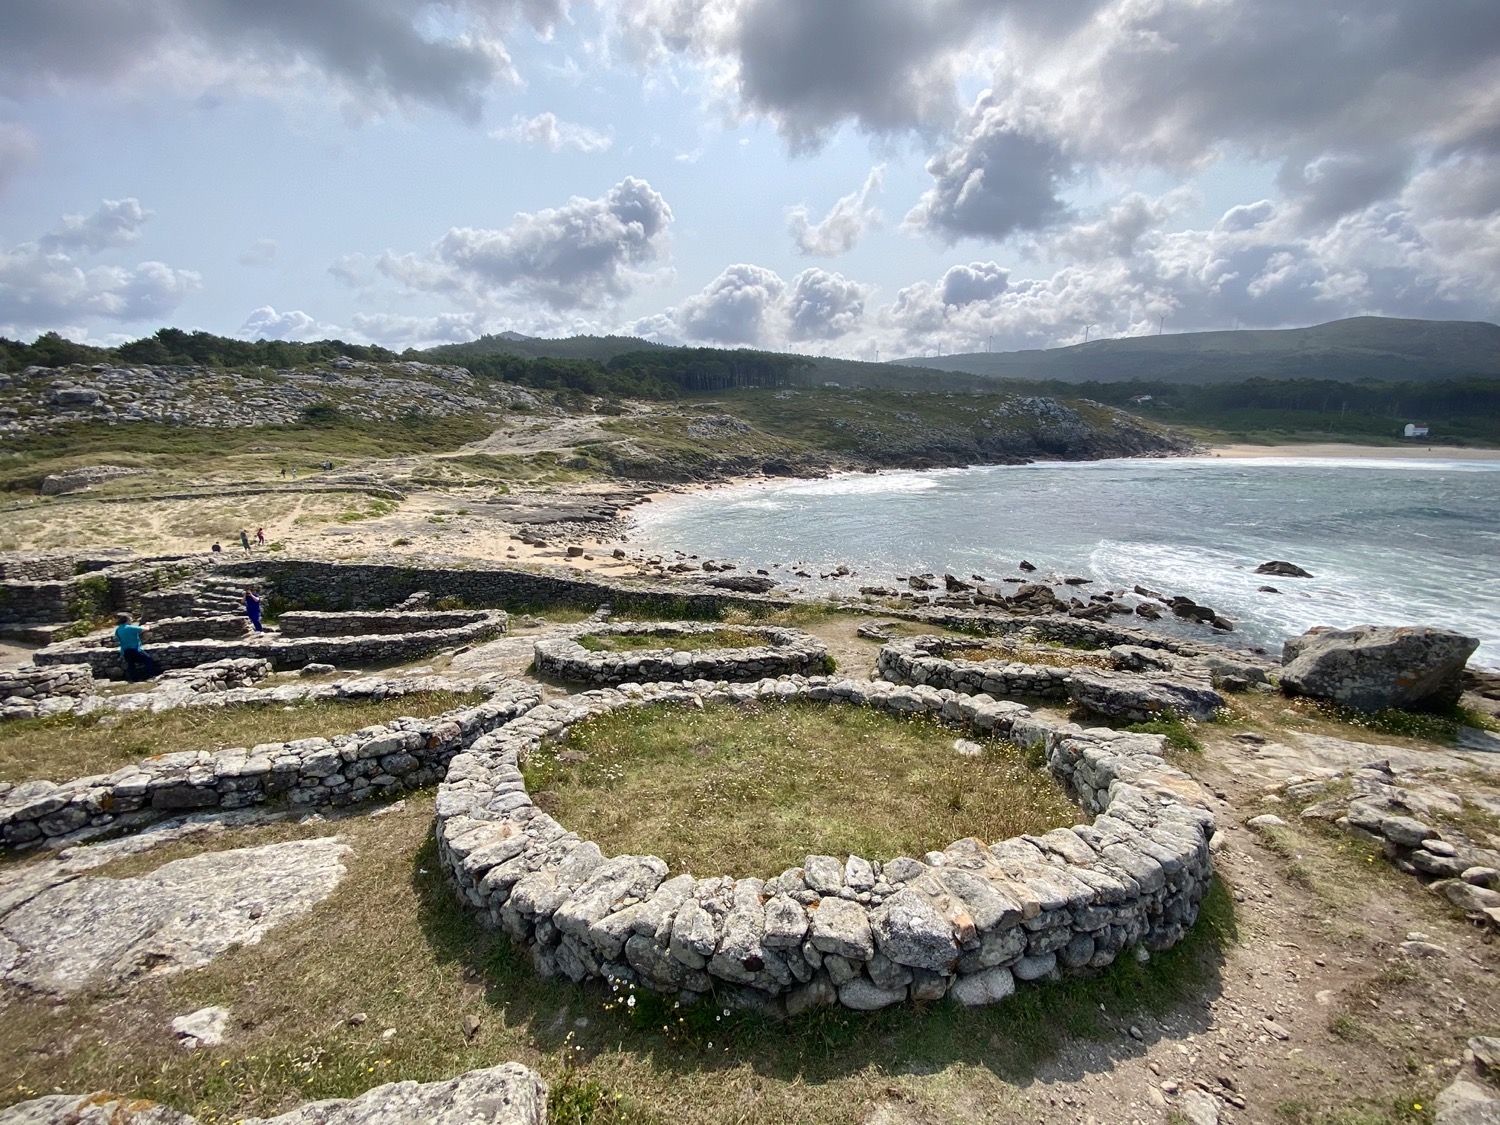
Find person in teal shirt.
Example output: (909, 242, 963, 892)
(114, 613, 158, 681)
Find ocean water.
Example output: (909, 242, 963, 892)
(631, 456, 1500, 668)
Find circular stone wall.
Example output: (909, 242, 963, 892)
(876, 636, 1075, 699)
(531, 622, 831, 685)
(436, 674, 1216, 1014)
(0, 679, 542, 848)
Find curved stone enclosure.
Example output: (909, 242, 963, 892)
(532, 622, 831, 685)
(0, 679, 541, 848)
(31, 609, 508, 677)
(877, 636, 1073, 699)
(435, 675, 1215, 1013)
(878, 636, 1228, 722)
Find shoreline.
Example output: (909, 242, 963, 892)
(1205, 442, 1500, 461)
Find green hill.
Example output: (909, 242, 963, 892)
(419, 333, 671, 364)
(897, 317, 1500, 384)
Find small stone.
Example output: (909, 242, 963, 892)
(348, 1012, 368, 1026)
(1247, 814, 1288, 830)
(1381, 816, 1437, 848)
(462, 1013, 481, 1039)
(1262, 1017, 1291, 1040)
(1178, 1088, 1221, 1125)
(1399, 940, 1448, 958)
(171, 1006, 230, 1050)
(952, 738, 983, 757)
(381, 1027, 398, 1040)
(1128, 1025, 1144, 1041)
(1462, 867, 1500, 889)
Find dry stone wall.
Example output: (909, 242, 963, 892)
(212, 557, 791, 618)
(31, 609, 509, 676)
(878, 636, 1230, 722)
(876, 637, 1072, 699)
(0, 681, 541, 849)
(533, 623, 831, 685)
(278, 609, 495, 637)
(435, 675, 1215, 1014)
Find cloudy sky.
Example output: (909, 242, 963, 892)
(2, 0, 1498, 359)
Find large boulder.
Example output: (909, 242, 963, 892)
(1066, 670, 1224, 722)
(0, 1063, 548, 1125)
(1279, 625, 1479, 712)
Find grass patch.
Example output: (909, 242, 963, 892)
(574, 628, 768, 653)
(0, 794, 1240, 1125)
(0, 691, 482, 785)
(1121, 714, 1204, 753)
(521, 699, 1080, 878)
(1283, 697, 1500, 743)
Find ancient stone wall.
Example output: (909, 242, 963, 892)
(31, 610, 508, 676)
(277, 609, 494, 637)
(0, 663, 94, 701)
(435, 675, 1215, 1014)
(0, 682, 541, 848)
(533, 623, 832, 685)
(876, 637, 1072, 699)
(211, 558, 790, 618)
(0, 581, 76, 625)
(145, 615, 254, 641)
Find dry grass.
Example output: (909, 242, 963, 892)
(574, 628, 767, 654)
(0, 692, 481, 785)
(521, 700, 1081, 879)
(0, 795, 1239, 1125)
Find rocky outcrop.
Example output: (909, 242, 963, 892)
(1280, 625, 1480, 711)
(1254, 561, 1314, 578)
(0, 1063, 548, 1125)
(0, 838, 350, 995)
(38, 465, 143, 496)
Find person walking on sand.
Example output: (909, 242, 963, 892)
(256, 527, 265, 546)
(240, 529, 251, 552)
(245, 587, 264, 634)
(114, 613, 158, 681)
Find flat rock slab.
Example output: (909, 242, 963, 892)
(1222, 732, 1500, 787)
(0, 838, 349, 995)
(0, 1062, 548, 1125)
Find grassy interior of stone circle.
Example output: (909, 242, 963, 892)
(521, 700, 1080, 879)
(573, 628, 769, 653)
(0, 691, 483, 785)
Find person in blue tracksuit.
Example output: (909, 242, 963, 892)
(114, 613, 158, 681)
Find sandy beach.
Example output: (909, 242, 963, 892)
(1208, 442, 1500, 460)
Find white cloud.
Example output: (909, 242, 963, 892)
(0, 0, 585, 120)
(492, 111, 612, 152)
(0, 200, 199, 338)
(635, 262, 870, 347)
(349, 311, 485, 347)
(786, 165, 883, 256)
(786, 267, 869, 340)
(376, 177, 674, 310)
(39, 198, 151, 253)
(240, 306, 339, 340)
(676, 262, 785, 344)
